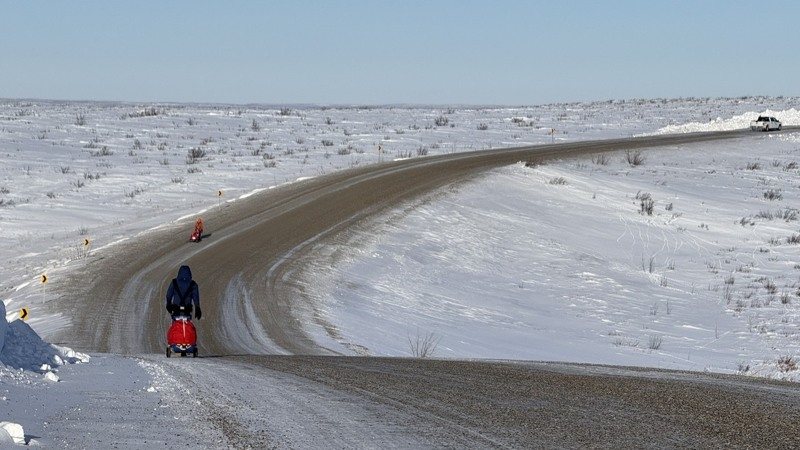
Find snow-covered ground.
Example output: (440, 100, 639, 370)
(298, 133, 800, 381)
(2, 96, 800, 444)
(2, 97, 799, 337)
(651, 108, 800, 134)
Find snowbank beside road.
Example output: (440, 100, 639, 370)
(1, 318, 89, 373)
(1, 299, 90, 445)
(652, 108, 800, 134)
(0, 422, 26, 445)
(1, 299, 89, 374)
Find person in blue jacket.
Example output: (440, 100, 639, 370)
(165, 265, 202, 320)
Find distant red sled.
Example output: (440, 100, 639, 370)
(189, 229, 202, 242)
(190, 218, 204, 242)
(166, 312, 198, 358)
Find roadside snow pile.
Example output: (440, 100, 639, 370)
(1, 300, 89, 377)
(0, 421, 26, 445)
(652, 108, 800, 134)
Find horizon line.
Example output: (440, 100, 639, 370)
(2, 94, 793, 110)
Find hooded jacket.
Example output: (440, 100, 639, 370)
(165, 265, 200, 308)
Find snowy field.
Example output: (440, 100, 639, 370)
(298, 133, 800, 381)
(1, 97, 798, 338)
(2, 96, 800, 443)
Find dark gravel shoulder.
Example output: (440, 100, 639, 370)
(237, 356, 800, 449)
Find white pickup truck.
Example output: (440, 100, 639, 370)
(750, 116, 782, 131)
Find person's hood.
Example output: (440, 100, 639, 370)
(177, 265, 192, 282)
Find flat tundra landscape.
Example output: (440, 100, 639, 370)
(2, 97, 800, 447)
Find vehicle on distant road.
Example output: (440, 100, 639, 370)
(750, 116, 782, 131)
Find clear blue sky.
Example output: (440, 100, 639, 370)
(1, 1, 798, 105)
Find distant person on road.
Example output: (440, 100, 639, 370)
(165, 265, 202, 320)
(190, 218, 204, 242)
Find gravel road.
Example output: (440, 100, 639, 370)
(52, 129, 800, 447)
(153, 356, 800, 448)
(248, 357, 800, 448)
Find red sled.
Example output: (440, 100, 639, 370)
(190, 218, 204, 242)
(166, 316, 198, 358)
(189, 229, 202, 242)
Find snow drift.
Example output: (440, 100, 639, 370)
(652, 108, 800, 134)
(1, 300, 89, 374)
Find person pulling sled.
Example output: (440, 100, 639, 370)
(165, 265, 202, 358)
(190, 218, 204, 242)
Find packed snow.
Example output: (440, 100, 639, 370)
(1, 96, 800, 445)
(0, 421, 25, 446)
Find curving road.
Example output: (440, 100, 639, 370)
(55, 128, 770, 355)
(53, 128, 800, 447)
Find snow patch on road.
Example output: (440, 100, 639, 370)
(219, 275, 288, 355)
